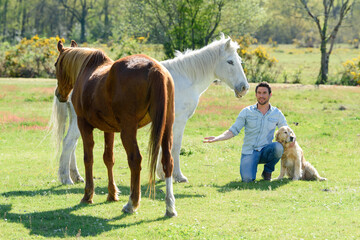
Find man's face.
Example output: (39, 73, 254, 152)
(256, 87, 272, 105)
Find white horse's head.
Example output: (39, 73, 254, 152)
(214, 36, 249, 98)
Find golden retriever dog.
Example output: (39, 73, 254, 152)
(275, 126, 326, 181)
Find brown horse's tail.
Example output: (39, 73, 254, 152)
(147, 65, 173, 196)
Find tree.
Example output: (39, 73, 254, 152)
(143, 0, 225, 57)
(300, 0, 354, 84)
(60, 0, 94, 43)
(220, 0, 268, 38)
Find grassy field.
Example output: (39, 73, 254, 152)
(0, 78, 359, 239)
(268, 44, 360, 85)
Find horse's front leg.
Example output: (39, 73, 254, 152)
(103, 132, 119, 201)
(78, 118, 95, 203)
(120, 127, 142, 213)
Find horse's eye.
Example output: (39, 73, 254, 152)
(227, 60, 234, 65)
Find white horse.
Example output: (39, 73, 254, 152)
(50, 34, 249, 184)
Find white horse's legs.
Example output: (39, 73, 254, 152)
(68, 104, 83, 183)
(69, 140, 83, 183)
(59, 102, 82, 185)
(165, 177, 177, 217)
(156, 118, 188, 182)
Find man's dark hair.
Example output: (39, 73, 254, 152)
(255, 82, 271, 94)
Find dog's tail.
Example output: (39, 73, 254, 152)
(303, 162, 327, 181)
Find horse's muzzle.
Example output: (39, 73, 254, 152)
(234, 82, 250, 98)
(55, 88, 68, 102)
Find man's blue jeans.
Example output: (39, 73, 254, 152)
(240, 142, 284, 182)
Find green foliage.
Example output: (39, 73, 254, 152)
(236, 35, 279, 83)
(1, 35, 64, 78)
(141, 0, 225, 57)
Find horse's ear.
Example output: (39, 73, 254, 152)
(57, 40, 64, 52)
(224, 39, 231, 51)
(71, 40, 78, 48)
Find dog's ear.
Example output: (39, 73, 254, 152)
(275, 130, 280, 142)
(289, 127, 296, 138)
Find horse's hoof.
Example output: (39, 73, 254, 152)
(107, 195, 119, 202)
(165, 210, 177, 218)
(156, 171, 166, 181)
(80, 198, 93, 204)
(70, 171, 84, 183)
(61, 178, 74, 185)
(73, 176, 84, 183)
(174, 175, 188, 183)
(122, 203, 135, 214)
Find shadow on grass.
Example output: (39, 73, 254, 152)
(0, 181, 200, 237)
(0, 202, 170, 238)
(1, 182, 202, 201)
(215, 178, 291, 192)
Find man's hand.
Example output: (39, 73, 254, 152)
(203, 130, 234, 143)
(203, 136, 217, 143)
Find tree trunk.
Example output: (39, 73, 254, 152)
(103, 0, 110, 40)
(80, 18, 86, 43)
(2, 0, 9, 38)
(80, 1, 87, 43)
(318, 41, 329, 85)
(20, 5, 27, 38)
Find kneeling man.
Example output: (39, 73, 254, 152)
(203, 82, 288, 182)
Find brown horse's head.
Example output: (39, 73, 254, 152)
(54, 40, 79, 102)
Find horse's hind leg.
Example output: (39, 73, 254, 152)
(161, 96, 177, 217)
(103, 132, 119, 201)
(58, 102, 83, 184)
(161, 128, 177, 217)
(156, 118, 188, 183)
(120, 125, 142, 213)
(78, 118, 95, 204)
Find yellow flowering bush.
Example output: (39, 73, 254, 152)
(235, 35, 279, 83)
(109, 35, 150, 59)
(1, 35, 64, 77)
(338, 57, 360, 86)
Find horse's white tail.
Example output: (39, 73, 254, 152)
(48, 97, 68, 158)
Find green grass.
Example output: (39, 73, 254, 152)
(0, 78, 360, 239)
(268, 44, 360, 85)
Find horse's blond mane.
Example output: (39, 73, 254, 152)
(57, 47, 111, 87)
(161, 34, 240, 81)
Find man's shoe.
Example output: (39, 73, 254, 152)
(261, 171, 272, 181)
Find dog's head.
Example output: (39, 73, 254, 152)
(275, 126, 296, 146)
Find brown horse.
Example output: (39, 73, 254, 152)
(54, 40, 177, 217)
